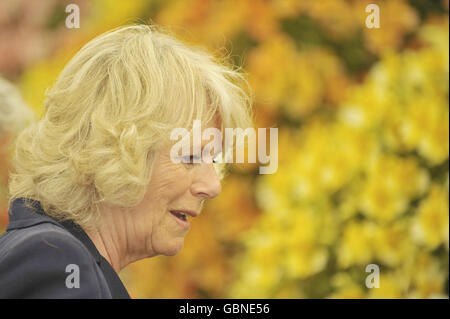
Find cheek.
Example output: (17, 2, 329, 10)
(171, 167, 192, 196)
(137, 163, 192, 224)
(133, 163, 193, 256)
(155, 165, 192, 201)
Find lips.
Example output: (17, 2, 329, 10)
(170, 210, 188, 221)
(169, 209, 198, 229)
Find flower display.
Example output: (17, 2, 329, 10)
(0, 0, 448, 298)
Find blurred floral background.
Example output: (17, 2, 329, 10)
(0, 0, 448, 298)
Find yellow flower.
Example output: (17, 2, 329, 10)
(402, 94, 449, 165)
(412, 184, 449, 250)
(281, 208, 330, 278)
(283, 246, 328, 279)
(229, 259, 282, 298)
(367, 273, 405, 299)
(360, 0, 419, 54)
(247, 34, 298, 107)
(373, 220, 415, 267)
(337, 221, 376, 268)
(329, 273, 365, 299)
(360, 155, 429, 222)
(407, 252, 448, 298)
(329, 286, 366, 299)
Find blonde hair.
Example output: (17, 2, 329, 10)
(0, 77, 34, 151)
(8, 24, 253, 229)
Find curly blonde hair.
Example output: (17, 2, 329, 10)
(0, 77, 34, 151)
(8, 24, 253, 229)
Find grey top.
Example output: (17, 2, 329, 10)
(0, 198, 130, 298)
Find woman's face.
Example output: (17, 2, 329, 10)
(128, 119, 222, 257)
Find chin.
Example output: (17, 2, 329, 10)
(157, 238, 185, 256)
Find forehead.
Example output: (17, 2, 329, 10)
(205, 113, 222, 130)
(165, 113, 223, 150)
(201, 114, 222, 147)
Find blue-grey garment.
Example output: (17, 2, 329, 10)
(0, 198, 130, 299)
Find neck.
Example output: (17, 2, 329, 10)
(84, 206, 149, 273)
(86, 228, 123, 273)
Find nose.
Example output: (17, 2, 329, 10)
(190, 163, 222, 199)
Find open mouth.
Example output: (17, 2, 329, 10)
(170, 210, 188, 222)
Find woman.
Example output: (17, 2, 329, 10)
(0, 24, 252, 298)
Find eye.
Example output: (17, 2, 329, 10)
(212, 155, 221, 164)
(212, 152, 222, 164)
(182, 155, 201, 164)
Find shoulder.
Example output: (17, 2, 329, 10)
(0, 223, 111, 298)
